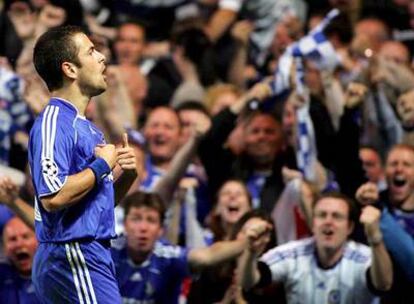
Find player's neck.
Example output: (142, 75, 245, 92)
(51, 87, 90, 116)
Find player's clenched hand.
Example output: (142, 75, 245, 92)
(95, 144, 117, 169)
(116, 133, 138, 176)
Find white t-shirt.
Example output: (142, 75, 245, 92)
(260, 238, 378, 304)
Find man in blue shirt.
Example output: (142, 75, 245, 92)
(29, 25, 138, 303)
(0, 217, 39, 304)
(112, 191, 268, 304)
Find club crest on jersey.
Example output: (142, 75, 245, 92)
(41, 158, 58, 178)
(328, 289, 340, 304)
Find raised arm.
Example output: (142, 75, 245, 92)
(380, 208, 414, 282)
(360, 206, 393, 291)
(237, 219, 272, 290)
(0, 177, 35, 230)
(205, 9, 238, 43)
(356, 182, 414, 282)
(153, 121, 209, 205)
(188, 219, 270, 271)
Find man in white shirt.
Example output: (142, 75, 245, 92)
(237, 192, 393, 304)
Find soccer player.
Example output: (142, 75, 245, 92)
(112, 191, 268, 303)
(29, 26, 138, 303)
(237, 192, 393, 303)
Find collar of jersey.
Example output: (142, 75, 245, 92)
(49, 97, 86, 119)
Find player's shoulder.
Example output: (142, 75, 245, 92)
(31, 102, 76, 137)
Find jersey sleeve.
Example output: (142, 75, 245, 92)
(30, 105, 75, 197)
(260, 246, 291, 283)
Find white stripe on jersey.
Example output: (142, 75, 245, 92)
(49, 106, 59, 160)
(41, 105, 63, 193)
(65, 244, 85, 304)
(75, 242, 98, 304)
(34, 197, 42, 221)
(69, 243, 92, 304)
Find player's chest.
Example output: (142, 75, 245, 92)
(74, 122, 105, 159)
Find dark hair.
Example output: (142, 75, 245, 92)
(122, 191, 166, 224)
(323, 12, 353, 45)
(33, 25, 83, 91)
(174, 100, 210, 117)
(313, 191, 358, 223)
(243, 110, 281, 130)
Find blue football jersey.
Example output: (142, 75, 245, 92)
(111, 240, 190, 304)
(28, 98, 116, 242)
(0, 262, 40, 304)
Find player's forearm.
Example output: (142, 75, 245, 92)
(237, 249, 261, 290)
(41, 169, 96, 212)
(189, 238, 247, 269)
(114, 170, 138, 205)
(369, 239, 393, 291)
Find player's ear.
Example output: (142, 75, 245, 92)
(61, 61, 78, 80)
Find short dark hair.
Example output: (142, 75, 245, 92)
(33, 25, 83, 91)
(243, 110, 281, 130)
(174, 100, 210, 117)
(313, 191, 358, 223)
(122, 191, 166, 224)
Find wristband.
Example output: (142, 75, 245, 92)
(88, 157, 111, 184)
(367, 231, 383, 246)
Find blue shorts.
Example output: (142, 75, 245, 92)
(32, 240, 121, 304)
